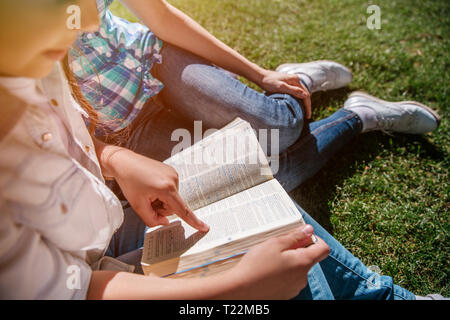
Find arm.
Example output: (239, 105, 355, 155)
(121, 0, 266, 86)
(0, 188, 328, 299)
(0, 192, 231, 299)
(0, 180, 328, 300)
(88, 269, 239, 299)
(88, 225, 330, 299)
(119, 0, 312, 118)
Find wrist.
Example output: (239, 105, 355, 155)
(246, 64, 269, 86)
(98, 144, 132, 179)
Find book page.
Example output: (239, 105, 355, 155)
(164, 118, 273, 211)
(142, 179, 303, 267)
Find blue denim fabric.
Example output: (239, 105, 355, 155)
(294, 203, 415, 300)
(121, 43, 363, 194)
(105, 200, 414, 300)
(276, 108, 362, 192)
(150, 43, 305, 154)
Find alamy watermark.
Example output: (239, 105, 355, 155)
(170, 121, 280, 176)
(66, 265, 81, 290)
(66, 5, 81, 30)
(366, 265, 382, 289)
(366, 5, 381, 30)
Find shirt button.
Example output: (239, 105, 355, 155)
(50, 99, 58, 107)
(41, 132, 52, 142)
(136, 67, 142, 73)
(87, 33, 93, 40)
(106, 52, 112, 58)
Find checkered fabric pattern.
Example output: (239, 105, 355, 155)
(69, 0, 164, 133)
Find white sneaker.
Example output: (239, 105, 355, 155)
(344, 91, 440, 134)
(276, 60, 352, 93)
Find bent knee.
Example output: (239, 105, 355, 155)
(277, 118, 303, 152)
(273, 94, 304, 151)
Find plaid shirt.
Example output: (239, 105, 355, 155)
(69, 0, 164, 133)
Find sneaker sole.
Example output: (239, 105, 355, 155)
(348, 91, 441, 127)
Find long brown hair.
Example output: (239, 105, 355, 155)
(62, 54, 99, 135)
(62, 51, 129, 143)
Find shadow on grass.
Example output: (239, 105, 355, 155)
(289, 98, 446, 234)
(310, 87, 354, 110)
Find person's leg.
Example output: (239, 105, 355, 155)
(148, 43, 364, 192)
(275, 108, 363, 192)
(273, 89, 442, 192)
(151, 43, 304, 153)
(111, 91, 362, 197)
(295, 263, 336, 300)
(293, 201, 415, 300)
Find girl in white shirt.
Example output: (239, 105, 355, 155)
(0, 0, 330, 300)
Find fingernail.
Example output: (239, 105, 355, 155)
(302, 225, 314, 236)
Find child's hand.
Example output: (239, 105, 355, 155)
(226, 225, 329, 299)
(106, 148, 209, 232)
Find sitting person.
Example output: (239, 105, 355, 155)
(70, 0, 440, 197)
(0, 0, 445, 300)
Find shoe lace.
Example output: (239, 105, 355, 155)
(377, 106, 416, 135)
(377, 115, 395, 135)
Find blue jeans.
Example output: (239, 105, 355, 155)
(106, 201, 415, 300)
(118, 43, 362, 193)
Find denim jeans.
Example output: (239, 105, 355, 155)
(106, 201, 415, 300)
(118, 43, 363, 193)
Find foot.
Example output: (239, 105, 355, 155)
(275, 60, 352, 93)
(344, 91, 440, 134)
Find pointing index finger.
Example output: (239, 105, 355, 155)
(166, 191, 210, 232)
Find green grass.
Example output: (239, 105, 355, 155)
(111, 0, 449, 296)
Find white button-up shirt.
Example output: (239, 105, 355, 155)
(0, 63, 126, 299)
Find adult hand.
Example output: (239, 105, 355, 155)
(226, 225, 329, 299)
(258, 69, 312, 119)
(107, 148, 209, 232)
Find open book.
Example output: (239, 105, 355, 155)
(141, 118, 308, 278)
